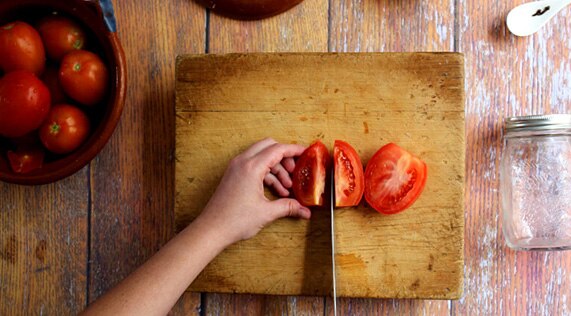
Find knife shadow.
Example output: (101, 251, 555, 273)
(300, 203, 333, 296)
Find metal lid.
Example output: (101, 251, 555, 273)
(505, 114, 571, 132)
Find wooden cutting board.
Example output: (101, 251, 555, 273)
(174, 53, 464, 299)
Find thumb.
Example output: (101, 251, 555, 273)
(269, 198, 312, 220)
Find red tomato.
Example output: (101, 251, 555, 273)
(39, 104, 90, 154)
(0, 21, 46, 75)
(41, 65, 67, 105)
(364, 143, 427, 215)
(59, 50, 108, 106)
(0, 71, 51, 138)
(37, 16, 86, 61)
(292, 140, 330, 206)
(334, 140, 364, 207)
(7, 146, 45, 174)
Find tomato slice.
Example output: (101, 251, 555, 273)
(7, 146, 45, 174)
(292, 140, 330, 206)
(334, 140, 364, 207)
(364, 143, 427, 214)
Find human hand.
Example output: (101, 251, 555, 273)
(195, 138, 312, 246)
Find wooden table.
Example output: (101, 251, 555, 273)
(1, 0, 571, 314)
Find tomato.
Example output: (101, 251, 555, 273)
(59, 50, 108, 106)
(39, 104, 90, 154)
(292, 140, 330, 206)
(7, 146, 45, 174)
(37, 16, 86, 61)
(0, 71, 51, 138)
(334, 140, 364, 207)
(0, 21, 46, 75)
(364, 143, 427, 215)
(41, 65, 67, 105)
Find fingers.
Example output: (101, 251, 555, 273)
(263, 173, 290, 197)
(270, 198, 311, 220)
(270, 163, 292, 188)
(254, 143, 306, 174)
(282, 157, 296, 173)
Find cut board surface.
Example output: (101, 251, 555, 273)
(175, 53, 464, 299)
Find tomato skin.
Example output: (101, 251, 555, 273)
(0, 71, 51, 138)
(41, 65, 67, 105)
(38, 16, 86, 61)
(7, 145, 45, 174)
(59, 50, 108, 106)
(364, 143, 427, 215)
(334, 140, 364, 207)
(0, 21, 46, 75)
(292, 140, 330, 206)
(39, 104, 90, 154)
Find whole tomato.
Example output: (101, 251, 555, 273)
(39, 104, 90, 154)
(0, 71, 51, 138)
(37, 16, 86, 61)
(59, 50, 108, 106)
(0, 21, 46, 75)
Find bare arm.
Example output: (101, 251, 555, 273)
(81, 138, 310, 316)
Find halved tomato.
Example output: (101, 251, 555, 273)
(364, 143, 427, 215)
(334, 140, 364, 207)
(292, 140, 330, 206)
(7, 146, 45, 174)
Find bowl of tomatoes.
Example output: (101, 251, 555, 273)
(0, 0, 126, 185)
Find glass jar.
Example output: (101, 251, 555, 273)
(500, 114, 571, 250)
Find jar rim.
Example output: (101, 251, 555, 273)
(505, 114, 571, 132)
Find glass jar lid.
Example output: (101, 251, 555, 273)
(505, 114, 571, 132)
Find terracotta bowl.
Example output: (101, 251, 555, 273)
(0, 0, 126, 185)
(197, 0, 305, 20)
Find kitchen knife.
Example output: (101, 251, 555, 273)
(330, 168, 338, 316)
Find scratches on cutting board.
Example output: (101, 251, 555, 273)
(363, 121, 369, 134)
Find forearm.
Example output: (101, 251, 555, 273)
(81, 214, 231, 316)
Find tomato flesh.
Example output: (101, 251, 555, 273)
(292, 140, 330, 206)
(7, 146, 45, 174)
(334, 140, 364, 207)
(364, 143, 427, 214)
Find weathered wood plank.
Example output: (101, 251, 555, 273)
(455, 0, 571, 314)
(204, 294, 324, 316)
(208, 0, 328, 53)
(87, 0, 204, 314)
(0, 172, 88, 315)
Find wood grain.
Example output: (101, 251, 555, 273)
(0, 171, 88, 315)
(328, 0, 458, 313)
(455, 0, 571, 315)
(87, 0, 204, 313)
(208, 0, 328, 53)
(175, 52, 464, 299)
(201, 1, 329, 312)
(2, 0, 571, 314)
(203, 294, 325, 316)
(329, 0, 456, 52)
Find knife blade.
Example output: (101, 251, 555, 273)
(330, 168, 338, 316)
